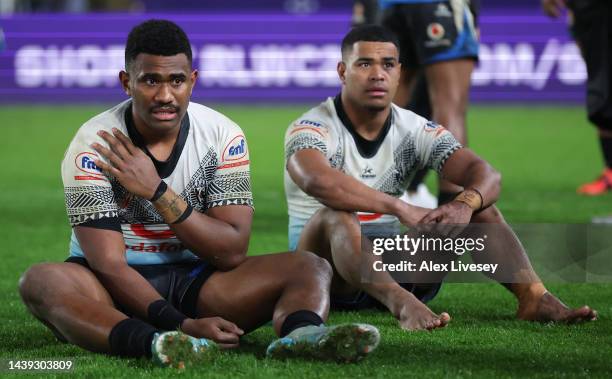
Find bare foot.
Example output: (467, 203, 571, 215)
(395, 293, 450, 331)
(517, 291, 598, 323)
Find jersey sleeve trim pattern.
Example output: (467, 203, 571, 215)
(64, 185, 119, 226)
(428, 134, 462, 172)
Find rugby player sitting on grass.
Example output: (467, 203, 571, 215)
(284, 25, 598, 331)
(18, 19, 379, 367)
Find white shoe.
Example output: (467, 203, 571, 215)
(402, 184, 438, 209)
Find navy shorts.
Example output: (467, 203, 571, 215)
(381, 1, 479, 68)
(65, 256, 215, 318)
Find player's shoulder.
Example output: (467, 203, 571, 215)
(288, 97, 337, 131)
(186, 102, 248, 163)
(391, 103, 430, 133)
(187, 101, 242, 134)
(70, 100, 130, 145)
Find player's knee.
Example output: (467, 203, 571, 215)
(473, 205, 505, 224)
(291, 250, 333, 282)
(19, 263, 57, 305)
(316, 207, 359, 229)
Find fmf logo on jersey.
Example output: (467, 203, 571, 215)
(222, 135, 248, 161)
(75, 152, 103, 175)
(424, 121, 446, 136)
(297, 119, 322, 127)
(425, 121, 440, 130)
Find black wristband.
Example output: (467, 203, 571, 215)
(147, 299, 188, 331)
(150, 181, 168, 202)
(172, 204, 193, 224)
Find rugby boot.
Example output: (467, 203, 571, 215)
(266, 323, 380, 363)
(151, 331, 215, 369)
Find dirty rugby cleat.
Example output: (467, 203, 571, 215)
(151, 331, 215, 369)
(266, 323, 380, 363)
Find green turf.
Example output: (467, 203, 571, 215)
(0, 105, 610, 378)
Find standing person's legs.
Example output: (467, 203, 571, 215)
(425, 59, 473, 146)
(384, 1, 478, 196)
(570, 0, 612, 195)
(425, 58, 474, 196)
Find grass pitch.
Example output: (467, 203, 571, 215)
(0, 104, 610, 378)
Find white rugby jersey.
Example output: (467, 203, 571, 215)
(284, 95, 461, 226)
(62, 100, 253, 265)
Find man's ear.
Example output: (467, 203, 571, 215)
(189, 69, 198, 95)
(337, 61, 347, 84)
(191, 69, 198, 82)
(119, 71, 130, 96)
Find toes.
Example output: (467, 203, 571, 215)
(576, 306, 594, 321)
(428, 313, 451, 330)
(566, 306, 597, 323)
(578, 306, 598, 322)
(434, 313, 451, 328)
(439, 312, 451, 325)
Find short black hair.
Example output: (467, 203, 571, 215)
(125, 19, 192, 69)
(341, 24, 400, 59)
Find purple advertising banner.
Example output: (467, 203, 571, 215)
(0, 10, 585, 104)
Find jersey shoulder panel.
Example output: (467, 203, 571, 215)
(187, 102, 253, 209)
(392, 104, 462, 172)
(285, 97, 338, 160)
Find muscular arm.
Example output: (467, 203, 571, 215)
(440, 148, 502, 209)
(156, 193, 252, 271)
(287, 149, 428, 226)
(74, 226, 163, 318)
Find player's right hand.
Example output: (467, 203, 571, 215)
(181, 317, 244, 349)
(92, 128, 161, 200)
(416, 201, 473, 238)
(395, 200, 430, 227)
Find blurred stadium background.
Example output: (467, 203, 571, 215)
(0, 1, 610, 378)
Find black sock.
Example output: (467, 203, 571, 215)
(280, 310, 324, 337)
(599, 136, 612, 169)
(108, 318, 159, 358)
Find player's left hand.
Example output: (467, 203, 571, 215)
(417, 201, 473, 238)
(92, 128, 161, 199)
